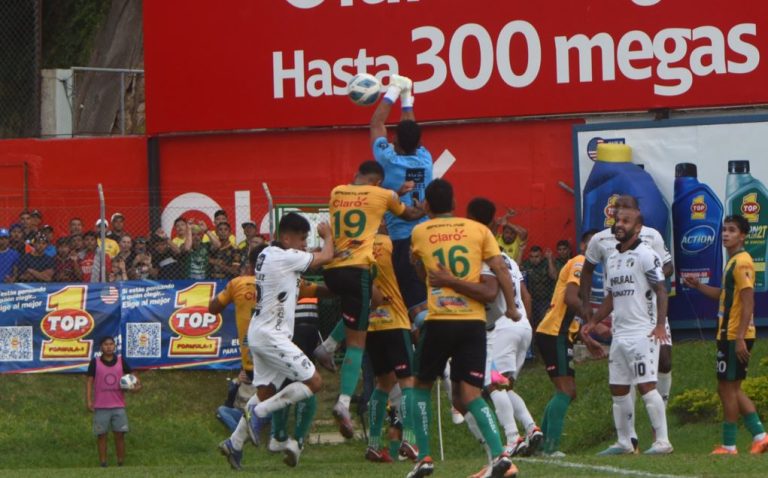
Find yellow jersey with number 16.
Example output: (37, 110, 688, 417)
(326, 184, 406, 270)
(411, 216, 500, 322)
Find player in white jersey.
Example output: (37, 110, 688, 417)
(579, 195, 674, 450)
(583, 208, 673, 456)
(219, 213, 335, 470)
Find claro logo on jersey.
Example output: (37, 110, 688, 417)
(169, 283, 223, 357)
(41, 285, 94, 360)
(741, 193, 761, 222)
(429, 228, 467, 244)
(690, 195, 707, 220)
(286, 0, 418, 9)
(681, 225, 716, 254)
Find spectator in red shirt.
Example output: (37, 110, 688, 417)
(54, 237, 83, 282)
(80, 231, 112, 283)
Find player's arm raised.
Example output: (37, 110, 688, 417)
(309, 222, 335, 269)
(428, 263, 499, 303)
(370, 75, 413, 144)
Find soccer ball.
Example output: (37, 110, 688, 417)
(347, 73, 381, 106)
(120, 374, 138, 390)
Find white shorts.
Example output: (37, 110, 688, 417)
(491, 318, 531, 380)
(608, 335, 659, 386)
(249, 331, 316, 387)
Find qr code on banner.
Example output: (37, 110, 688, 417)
(0, 326, 33, 362)
(126, 323, 162, 358)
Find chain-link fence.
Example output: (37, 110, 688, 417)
(0, 0, 41, 138)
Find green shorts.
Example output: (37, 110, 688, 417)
(93, 407, 129, 435)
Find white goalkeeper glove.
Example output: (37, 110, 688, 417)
(383, 74, 413, 104)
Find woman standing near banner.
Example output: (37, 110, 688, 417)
(85, 336, 141, 467)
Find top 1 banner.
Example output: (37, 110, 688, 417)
(143, 0, 768, 134)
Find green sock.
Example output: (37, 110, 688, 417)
(467, 397, 504, 457)
(294, 395, 317, 447)
(401, 387, 415, 443)
(744, 412, 766, 438)
(389, 439, 400, 458)
(543, 392, 571, 453)
(340, 346, 364, 396)
(541, 399, 552, 439)
(330, 320, 346, 342)
(723, 421, 738, 447)
(271, 406, 289, 442)
(413, 388, 432, 459)
(368, 389, 388, 449)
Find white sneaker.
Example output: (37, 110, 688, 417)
(451, 407, 465, 425)
(283, 438, 302, 467)
(268, 437, 289, 453)
(643, 441, 674, 455)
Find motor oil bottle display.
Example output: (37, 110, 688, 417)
(673, 162, 723, 319)
(725, 160, 768, 292)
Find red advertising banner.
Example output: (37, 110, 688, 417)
(144, 0, 768, 134)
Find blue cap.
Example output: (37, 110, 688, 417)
(0, 228, 8, 238)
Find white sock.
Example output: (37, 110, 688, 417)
(657, 372, 672, 403)
(628, 386, 638, 441)
(754, 433, 767, 442)
(508, 390, 536, 434)
(322, 337, 338, 354)
(642, 390, 669, 443)
(255, 382, 313, 417)
(389, 383, 402, 411)
(612, 394, 634, 450)
(337, 394, 351, 410)
(491, 390, 519, 444)
(230, 417, 250, 450)
(464, 412, 492, 465)
(442, 365, 453, 404)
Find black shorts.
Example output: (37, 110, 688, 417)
(366, 328, 413, 379)
(414, 320, 486, 388)
(392, 238, 427, 311)
(293, 319, 319, 357)
(536, 332, 574, 378)
(322, 267, 372, 331)
(716, 339, 754, 381)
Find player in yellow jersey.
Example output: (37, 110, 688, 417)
(535, 229, 601, 457)
(684, 214, 768, 455)
(407, 179, 518, 478)
(363, 227, 420, 463)
(323, 160, 424, 439)
(209, 247, 259, 376)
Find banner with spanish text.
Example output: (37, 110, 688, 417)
(0, 281, 242, 374)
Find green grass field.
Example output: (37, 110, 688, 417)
(2, 339, 768, 477)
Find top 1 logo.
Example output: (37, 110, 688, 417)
(286, 0, 418, 8)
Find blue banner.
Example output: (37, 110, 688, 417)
(0, 280, 241, 374)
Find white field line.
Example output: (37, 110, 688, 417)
(516, 457, 700, 478)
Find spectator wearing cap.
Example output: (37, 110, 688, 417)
(106, 213, 127, 242)
(128, 236, 152, 280)
(80, 231, 112, 283)
(8, 224, 26, 255)
(182, 219, 220, 280)
(150, 229, 183, 280)
(209, 222, 240, 280)
(53, 237, 82, 282)
(14, 232, 55, 283)
(27, 210, 43, 241)
(69, 217, 84, 236)
(237, 221, 258, 250)
(0, 228, 20, 283)
(95, 219, 120, 259)
(41, 225, 57, 257)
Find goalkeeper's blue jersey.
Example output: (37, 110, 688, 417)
(372, 136, 433, 241)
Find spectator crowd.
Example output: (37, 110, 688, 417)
(0, 209, 267, 284)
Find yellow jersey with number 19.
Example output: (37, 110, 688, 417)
(369, 234, 410, 332)
(411, 217, 500, 322)
(326, 184, 406, 270)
